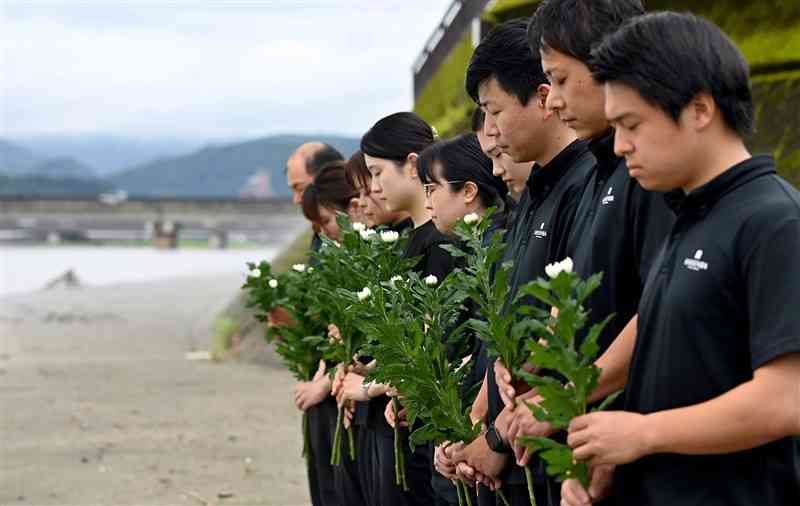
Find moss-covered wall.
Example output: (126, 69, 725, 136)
(750, 71, 800, 187)
(413, 32, 476, 138)
(413, 0, 800, 186)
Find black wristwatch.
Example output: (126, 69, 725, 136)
(485, 423, 511, 454)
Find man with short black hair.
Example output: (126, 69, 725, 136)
(560, 12, 800, 506)
(450, 18, 595, 506)
(489, 2, 675, 503)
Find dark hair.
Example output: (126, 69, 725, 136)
(465, 18, 547, 106)
(471, 107, 485, 133)
(344, 150, 371, 193)
(417, 133, 508, 210)
(591, 12, 754, 136)
(301, 161, 358, 223)
(307, 143, 344, 176)
(360, 112, 436, 165)
(531, 0, 645, 64)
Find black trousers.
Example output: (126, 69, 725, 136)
(476, 484, 495, 506)
(307, 397, 337, 506)
(333, 423, 366, 505)
(373, 428, 435, 506)
(355, 422, 379, 505)
(502, 477, 559, 506)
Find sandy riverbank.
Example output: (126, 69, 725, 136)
(0, 273, 310, 505)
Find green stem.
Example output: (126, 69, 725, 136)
(347, 425, 356, 461)
(456, 479, 464, 506)
(330, 407, 344, 466)
(462, 481, 473, 506)
(393, 398, 408, 491)
(497, 488, 511, 506)
(524, 465, 537, 506)
(393, 401, 401, 486)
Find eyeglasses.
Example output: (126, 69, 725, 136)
(423, 180, 467, 198)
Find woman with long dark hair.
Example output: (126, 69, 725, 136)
(345, 112, 452, 506)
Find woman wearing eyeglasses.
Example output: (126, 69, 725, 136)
(415, 132, 511, 506)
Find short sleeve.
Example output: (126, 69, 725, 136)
(743, 217, 800, 369)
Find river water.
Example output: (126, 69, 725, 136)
(0, 246, 277, 297)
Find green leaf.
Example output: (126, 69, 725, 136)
(593, 389, 624, 412)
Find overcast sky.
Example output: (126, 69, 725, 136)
(1, 0, 454, 140)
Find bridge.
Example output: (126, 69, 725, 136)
(0, 195, 305, 249)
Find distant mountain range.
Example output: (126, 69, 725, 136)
(0, 134, 360, 197)
(7, 134, 208, 176)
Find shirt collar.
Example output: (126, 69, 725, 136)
(587, 130, 619, 178)
(526, 139, 590, 194)
(666, 155, 776, 216)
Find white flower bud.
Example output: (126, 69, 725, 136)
(292, 263, 307, 273)
(424, 275, 438, 286)
(380, 230, 399, 243)
(250, 268, 261, 278)
(463, 213, 480, 225)
(545, 257, 574, 279)
(357, 287, 372, 301)
(268, 279, 278, 289)
(308, 267, 314, 273)
(359, 229, 377, 240)
(352, 222, 366, 232)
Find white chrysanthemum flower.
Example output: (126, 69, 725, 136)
(352, 222, 366, 232)
(359, 229, 377, 240)
(268, 279, 278, 288)
(463, 213, 480, 225)
(292, 263, 307, 273)
(424, 275, 438, 286)
(545, 257, 574, 279)
(357, 287, 372, 301)
(307, 267, 314, 273)
(250, 268, 261, 278)
(380, 230, 399, 243)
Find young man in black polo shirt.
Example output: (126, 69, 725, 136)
(448, 18, 595, 506)
(494, 2, 675, 498)
(559, 13, 800, 506)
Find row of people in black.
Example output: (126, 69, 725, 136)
(278, 1, 800, 505)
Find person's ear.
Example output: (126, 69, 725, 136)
(405, 153, 419, 180)
(463, 181, 479, 205)
(689, 92, 716, 132)
(537, 84, 553, 120)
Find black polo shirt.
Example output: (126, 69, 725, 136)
(405, 219, 456, 281)
(567, 132, 675, 353)
(615, 155, 800, 506)
(485, 138, 595, 485)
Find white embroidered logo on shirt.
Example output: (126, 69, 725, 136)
(684, 249, 709, 271)
(602, 186, 615, 205)
(534, 222, 548, 239)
